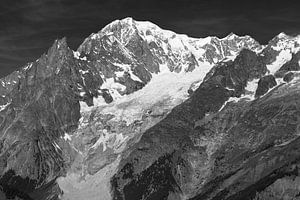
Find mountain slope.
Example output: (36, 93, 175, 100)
(0, 18, 300, 200)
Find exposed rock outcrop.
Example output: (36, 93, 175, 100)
(111, 49, 268, 200)
(255, 75, 277, 98)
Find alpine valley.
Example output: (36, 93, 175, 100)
(1, 17, 300, 200)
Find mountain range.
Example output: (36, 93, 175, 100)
(1, 17, 300, 200)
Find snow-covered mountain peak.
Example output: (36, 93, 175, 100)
(73, 17, 270, 113)
(277, 32, 289, 39)
(78, 17, 262, 65)
(223, 32, 238, 40)
(220, 32, 257, 44)
(268, 32, 300, 51)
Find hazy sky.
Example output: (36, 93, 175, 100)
(0, 0, 300, 77)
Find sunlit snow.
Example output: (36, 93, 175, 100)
(80, 63, 212, 125)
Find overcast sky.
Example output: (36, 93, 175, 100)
(0, 0, 299, 77)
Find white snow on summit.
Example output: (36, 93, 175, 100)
(77, 18, 300, 125)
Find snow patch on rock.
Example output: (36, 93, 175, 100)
(0, 102, 10, 112)
(79, 63, 212, 125)
(57, 156, 121, 200)
(267, 50, 292, 74)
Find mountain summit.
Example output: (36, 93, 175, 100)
(1, 18, 300, 200)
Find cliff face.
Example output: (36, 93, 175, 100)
(110, 49, 268, 200)
(111, 47, 300, 200)
(0, 38, 102, 200)
(1, 18, 300, 200)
